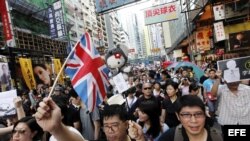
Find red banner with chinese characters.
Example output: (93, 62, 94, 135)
(0, 0, 14, 47)
(196, 28, 212, 51)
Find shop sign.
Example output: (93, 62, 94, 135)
(213, 4, 225, 21)
(214, 21, 226, 42)
(0, 0, 15, 47)
(144, 1, 178, 25)
(48, 1, 66, 39)
(195, 28, 211, 51)
(151, 48, 161, 53)
(217, 56, 250, 83)
(95, 0, 142, 13)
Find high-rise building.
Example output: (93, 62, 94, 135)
(118, 10, 146, 60)
(104, 12, 122, 48)
(65, 0, 107, 51)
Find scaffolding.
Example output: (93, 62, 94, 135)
(1, 0, 68, 58)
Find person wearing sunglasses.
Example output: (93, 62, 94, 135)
(12, 116, 43, 141)
(159, 95, 223, 141)
(130, 82, 162, 119)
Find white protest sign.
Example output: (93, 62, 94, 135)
(0, 89, 17, 117)
(217, 56, 250, 83)
(112, 73, 129, 94)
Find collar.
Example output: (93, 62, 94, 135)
(224, 84, 245, 91)
(72, 104, 80, 109)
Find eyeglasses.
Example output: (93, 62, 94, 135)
(103, 123, 120, 132)
(179, 112, 205, 120)
(12, 129, 26, 135)
(143, 87, 152, 90)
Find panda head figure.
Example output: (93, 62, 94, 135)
(105, 44, 128, 70)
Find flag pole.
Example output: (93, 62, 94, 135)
(47, 40, 79, 98)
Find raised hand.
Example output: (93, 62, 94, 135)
(34, 97, 62, 134)
(128, 120, 145, 141)
(216, 70, 222, 79)
(13, 96, 22, 108)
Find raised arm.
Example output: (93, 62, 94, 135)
(211, 70, 222, 97)
(0, 125, 13, 136)
(14, 96, 25, 120)
(35, 97, 86, 141)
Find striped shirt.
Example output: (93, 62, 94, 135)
(217, 84, 250, 125)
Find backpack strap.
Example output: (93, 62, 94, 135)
(210, 127, 223, 141)
(174, 124, 183, 141)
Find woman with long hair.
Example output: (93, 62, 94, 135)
(137, 100, 169, 141)
(12, 116, 43, 141)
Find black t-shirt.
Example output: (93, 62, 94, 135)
(159, 127, 176, 141)
(65, 104, 81, 127)
(162, 98, 180, 128)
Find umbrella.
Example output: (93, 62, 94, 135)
(161, 61, 173, 69)
(168, 61, 204, 80)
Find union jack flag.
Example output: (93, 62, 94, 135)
(65, 32, 110, 112)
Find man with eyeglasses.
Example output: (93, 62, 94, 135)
(158, 95, 223, 141)
(102, 104, 145, 141)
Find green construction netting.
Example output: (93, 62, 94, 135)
(26, 0, 56, 9)
(11, 10, 50, 35)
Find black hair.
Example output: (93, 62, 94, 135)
(175, 95, 205, 114)
(165, 80, 179, 90)
(138, 100, 161, 138)
(161, 70, 171, 78)
(102, 104, 128, 122)
(189, 83, 200, 93)
(148, 70, 156, 79)
(188, 66, 193, 71)
(208, 68, 216, 73)
(13, 116, 43, 140)
(51, 95, 69, 124)
(153, 81, 161, 87)
(69, 89, 78, 98)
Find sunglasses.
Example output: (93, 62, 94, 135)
(143, 87, 152, 90)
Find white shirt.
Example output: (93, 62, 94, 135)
(49, 126, 84, 141)
(217, 84, 250, 125)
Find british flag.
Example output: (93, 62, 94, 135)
(65, 32, 110, 112)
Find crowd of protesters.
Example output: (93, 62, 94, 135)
(0, 61, 250, 141)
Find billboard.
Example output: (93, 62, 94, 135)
(144, 1, 178, 25)
(95, 0, 142, 13)
(229, 30, 250, 51)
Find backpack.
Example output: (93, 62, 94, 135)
(174, 124, 223, 141)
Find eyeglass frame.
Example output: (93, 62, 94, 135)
(103, 122, 122, 132)
(179, 112, 205, 120)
